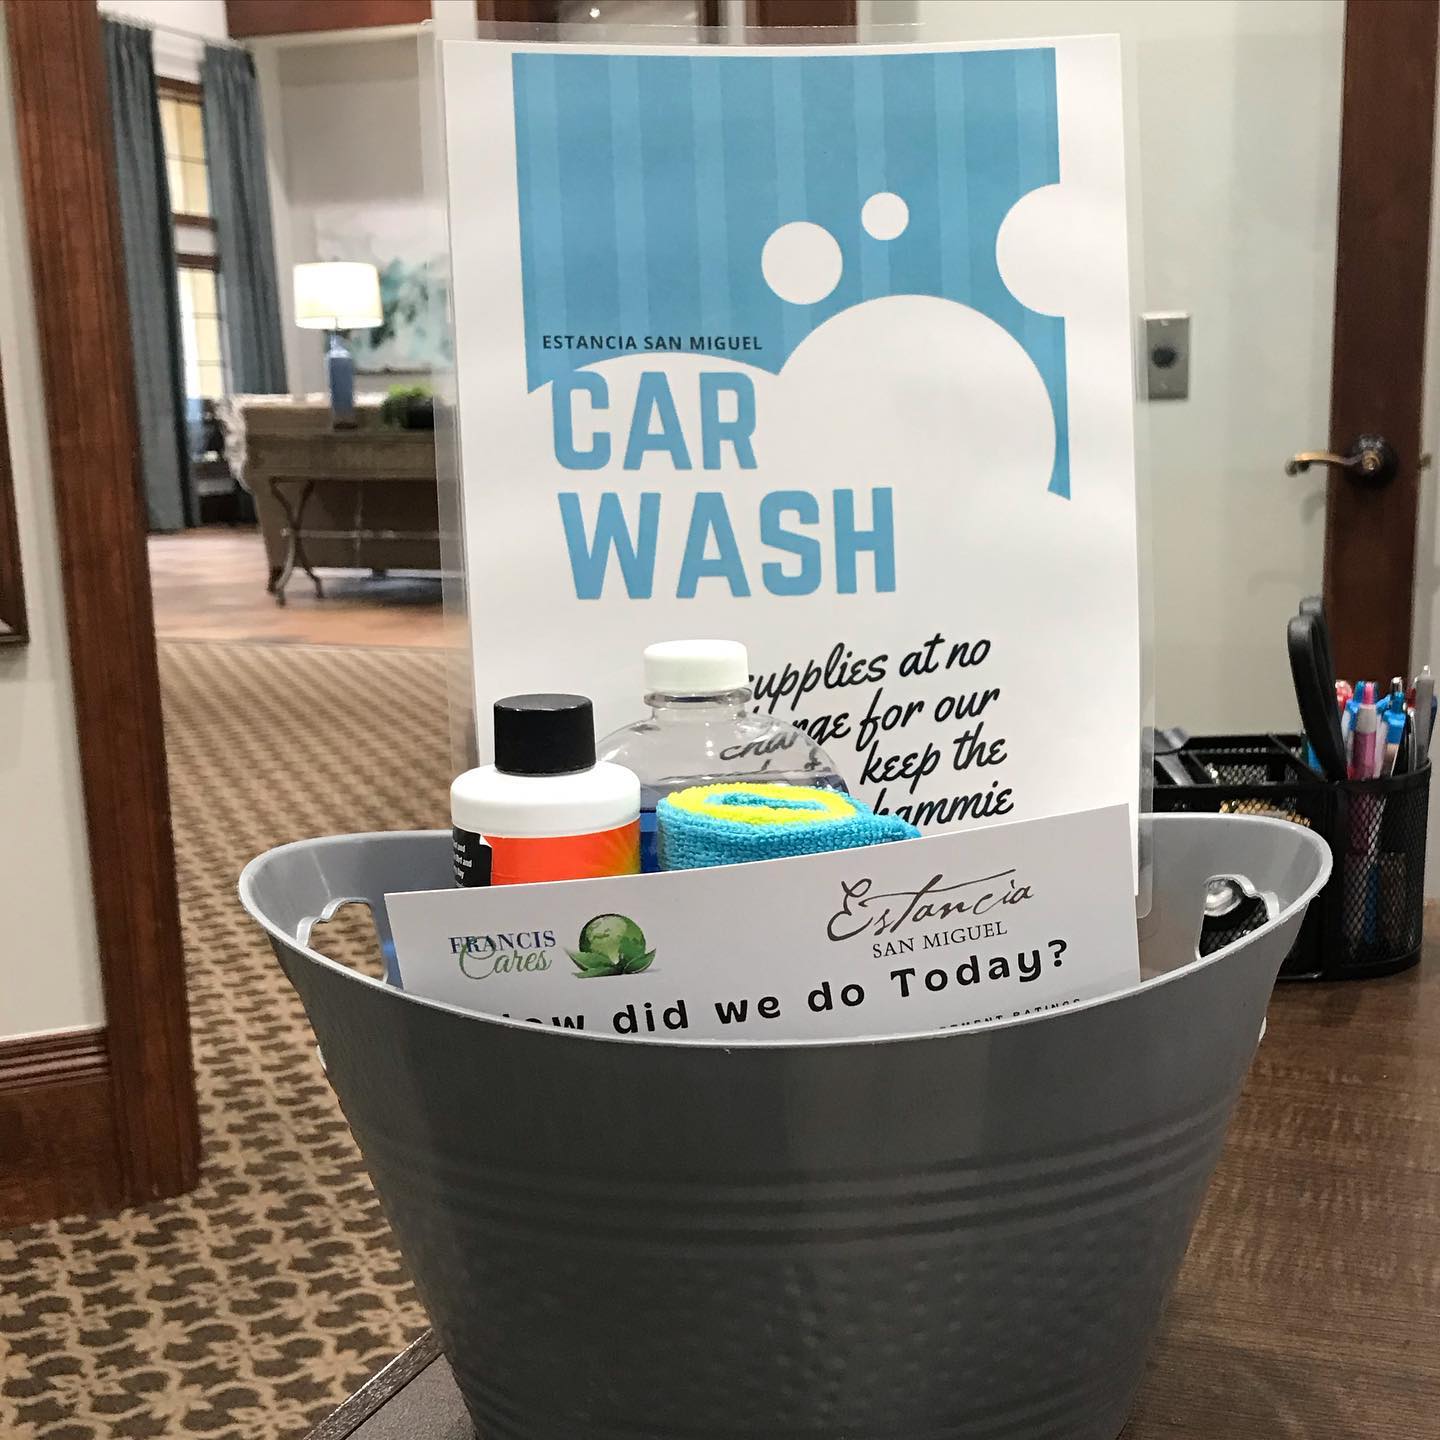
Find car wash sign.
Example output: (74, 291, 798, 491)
(441, 36, 1140, 843)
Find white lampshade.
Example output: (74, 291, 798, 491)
(293, 261, 383, 331)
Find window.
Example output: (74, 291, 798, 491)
(158, 80, 210, 221)
(176, 263, 225, 401)
(158, 79, 225, 405)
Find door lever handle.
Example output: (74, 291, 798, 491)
(1285, 434, 1398, 484)
(1285, 449, 1360, 474)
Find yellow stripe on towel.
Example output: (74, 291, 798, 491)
(664, 782, 857, 827)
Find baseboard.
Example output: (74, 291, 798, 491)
(0, 1028, 122, 1228)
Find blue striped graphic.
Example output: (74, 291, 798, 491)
(512, 48, 1071, 498)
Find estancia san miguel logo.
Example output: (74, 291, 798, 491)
(568, 914, 656, 978)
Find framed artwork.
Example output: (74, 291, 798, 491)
(314, 207, 452, 374)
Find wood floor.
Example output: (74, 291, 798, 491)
(148, 527, 447, 648)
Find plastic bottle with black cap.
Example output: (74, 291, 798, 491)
(452, 694, 641, 886)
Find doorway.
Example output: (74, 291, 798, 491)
(115, 8, 452, 650)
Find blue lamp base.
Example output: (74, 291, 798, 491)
(326, 331, 356, 427)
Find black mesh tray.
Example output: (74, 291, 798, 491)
(1152, 733, 1428, 980)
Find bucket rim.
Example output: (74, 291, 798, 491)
(238, 812, 1332, 1053)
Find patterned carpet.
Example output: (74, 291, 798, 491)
(0, 641, 455, 1440)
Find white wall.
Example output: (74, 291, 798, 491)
(1411, 71, 1440, 894)
(430, 0, 478, 41)
(268, 36, 427, 396)
(875, 0, 1344, 734)
(0, 10, 105, 1040)
(97, 0, 229, 81)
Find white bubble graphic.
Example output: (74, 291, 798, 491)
(761, 221, 843, 306)
(861, 191, 909, 241)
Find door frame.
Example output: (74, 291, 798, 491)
(748, 0, 857, 31)
(470, 2, 854, 33)
(3, 0, 199, 1223)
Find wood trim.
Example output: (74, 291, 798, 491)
(306, 1332, 443, 1440)
(177, 250, 220, 271)
(0, 355, 26, 644)
(0, 1028, 110, 1089)
(0, 1028, 122, 1228)
(474, 0, 558, 22)
(227, 0, 431, 38)
(747, 0, 857, 34)
(174, 211, 217, 230)
(156, 75, 202, 102)
(5, 0, 200, 1207)
(1323, 0, 1440, 681)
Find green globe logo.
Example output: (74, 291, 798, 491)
(568, 914, 655, 978)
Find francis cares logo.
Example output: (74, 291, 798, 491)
(568, 914, 656, 978)
(451, 928, 557, 979)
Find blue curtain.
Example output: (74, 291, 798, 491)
(102, 19, 193, 532)
(200, 46, 287, 395)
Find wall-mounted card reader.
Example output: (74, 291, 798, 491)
(1143, 312, 1190, 401)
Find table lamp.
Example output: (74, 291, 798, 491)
(293, 261, 382, 426)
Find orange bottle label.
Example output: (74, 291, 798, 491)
(485, 820, 640, 886)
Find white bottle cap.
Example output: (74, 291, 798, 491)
(643, 639, 749, 695)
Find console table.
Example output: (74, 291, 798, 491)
(235, 401, 440, 605)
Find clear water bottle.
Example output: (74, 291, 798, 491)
(598, 640, 849, 872)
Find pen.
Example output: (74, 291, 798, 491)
(1416, 666, 1434, 765)
(1350, 682, 1378, 783)
(1395, 712, 1415, 775)
(1385, 707, 1406, 776)
(1348, 684, 1381, 947)
(1342, 682, 1365, 766)
(1382, 708, 1416, 947)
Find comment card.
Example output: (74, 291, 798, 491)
(385, 806, 1139, 1042)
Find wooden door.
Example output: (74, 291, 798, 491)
(1321, 0, 1438, 683)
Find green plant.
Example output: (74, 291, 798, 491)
(379, 384, 433, 429)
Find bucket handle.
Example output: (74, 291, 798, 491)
(296, 895, 375, 949)
(293, 894, 403, 989)
(1198, 872, 1279, 958)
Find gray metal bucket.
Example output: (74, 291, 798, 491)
(239, 813, 1330, 1440)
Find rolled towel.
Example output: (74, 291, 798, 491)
(657, 782, 920, 870)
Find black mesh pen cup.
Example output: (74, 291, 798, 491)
(1331, 763, 1430, 977)
(1152, 734, 1429, 980)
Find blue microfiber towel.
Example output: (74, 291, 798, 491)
(657, 782, 920, 871)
